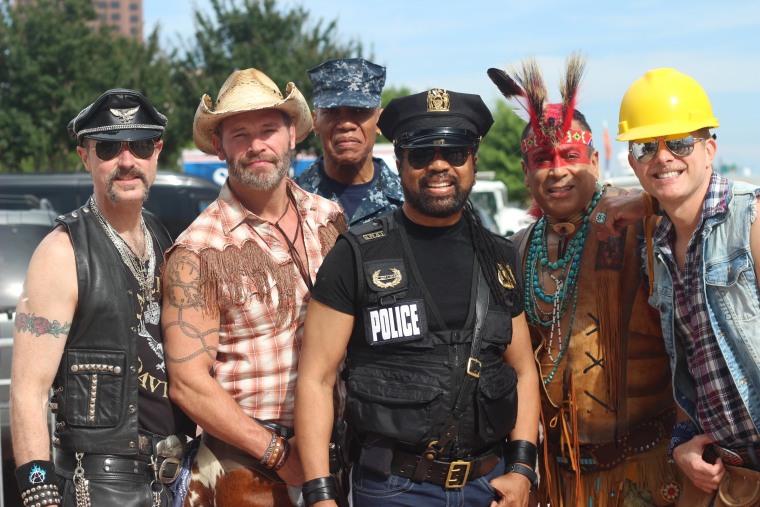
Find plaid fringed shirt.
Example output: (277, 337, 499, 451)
(171, 179, 346, 427)
(654, 172, 760, 447)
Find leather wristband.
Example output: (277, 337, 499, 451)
(506, 439, 537, 467)
(506, 462, 538, 487)
(302, 476, 338, 505)
(16, 460, 57, 491)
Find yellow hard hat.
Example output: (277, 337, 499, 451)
(617, 68, 719, 141)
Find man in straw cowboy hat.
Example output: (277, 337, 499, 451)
(161, 68, 347, 505)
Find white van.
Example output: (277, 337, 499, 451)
(470, 177, 533, 236)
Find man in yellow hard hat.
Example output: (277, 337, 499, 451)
(594, 68, 760, 506)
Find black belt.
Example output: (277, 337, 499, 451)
(390, 448, 501, 489)
(54, 451, 180, 484)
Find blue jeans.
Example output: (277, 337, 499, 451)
(351, 457, 506, 506)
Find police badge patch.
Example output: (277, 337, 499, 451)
(365, 260, 408, 293)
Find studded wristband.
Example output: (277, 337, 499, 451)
(16, 460, 61, 506)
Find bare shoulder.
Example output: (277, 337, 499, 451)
(25, 226, 76, 287)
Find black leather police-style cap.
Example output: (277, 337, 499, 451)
(377, 88, 494, 149)
(68, 88, 167, 142)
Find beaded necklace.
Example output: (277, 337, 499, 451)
(524, 184, 605, 384)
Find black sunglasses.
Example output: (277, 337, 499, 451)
(94, 140, 156, 161)
(630, 134, 715, 163)
(406, 147, 471, 169)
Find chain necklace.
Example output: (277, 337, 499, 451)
(89, 195, 156, 302)
(524, 184, 605, 381)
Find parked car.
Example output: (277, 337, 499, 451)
(0, 196, 59, 507)
(0, 171, 222, 240)
(470, 178, 533, 236)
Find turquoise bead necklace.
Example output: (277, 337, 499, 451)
(524, 183, 605, 385)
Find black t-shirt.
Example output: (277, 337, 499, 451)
(126, 236, 194, 438)
(312, 212, 524, 330)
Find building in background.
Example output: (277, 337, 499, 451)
(14, 0, 143, 38)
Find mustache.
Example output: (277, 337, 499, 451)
(240, 153, 280, 165)
(106, 167, 147, 186)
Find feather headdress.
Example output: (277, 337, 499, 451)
(488, 52, 587, 152)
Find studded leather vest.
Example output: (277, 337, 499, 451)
(341, 211, 519, 456)
(51, 204, 171, 454)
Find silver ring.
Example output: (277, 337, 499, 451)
(594, 212, 607, 224)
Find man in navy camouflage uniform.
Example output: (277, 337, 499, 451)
(295, 58, 403, 226)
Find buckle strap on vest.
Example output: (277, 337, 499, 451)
(411, 269, 490, 483)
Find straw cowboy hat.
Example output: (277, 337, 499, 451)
(193, 68, 313, 154)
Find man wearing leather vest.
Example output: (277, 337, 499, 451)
(10, 89, 194, 507)
(489, 55, 681, 506)
(296, 89, 540, 507)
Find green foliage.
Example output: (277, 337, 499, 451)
(381, 85, 413, 108)
(0, 0, 175, 172)
(0, 1, 529, 179)
(477, 100, 529, 205)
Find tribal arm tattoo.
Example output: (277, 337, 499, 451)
(15, 313, 71, 339)
(163, 250, 220, 363)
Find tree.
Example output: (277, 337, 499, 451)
(0, 0, 176, 172)
(478, 100, 529, 205)
(170, 0, 366, 158)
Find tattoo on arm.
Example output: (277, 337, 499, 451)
(163, 252, 220, 363)
(15, 313, 71, 338)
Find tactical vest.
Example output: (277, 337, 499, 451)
(51, 204, 171, 454)
(341, 211, 519, 456)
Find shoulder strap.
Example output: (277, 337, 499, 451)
(412, 267, 489, 481)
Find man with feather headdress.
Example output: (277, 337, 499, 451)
(489, 54, 682, 506)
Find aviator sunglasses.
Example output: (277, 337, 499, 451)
(630, 134, 715, 164)
(406, 146, 471, 169)
(93, 140, 156, 161)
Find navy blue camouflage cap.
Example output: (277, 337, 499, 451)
(308, 58, 386, 109)
(378, 89, 494, 148)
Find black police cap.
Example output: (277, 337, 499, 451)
(68, 88, 167, 142)
(377, 88, 494, 149)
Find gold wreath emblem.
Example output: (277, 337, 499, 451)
(372, 268, 402, 289)
(497, 263, 516, 289)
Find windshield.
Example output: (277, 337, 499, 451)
(0, 224, 50, 311)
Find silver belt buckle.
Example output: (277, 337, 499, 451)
(715, 446, 745, 467)
(158, 457, 181, 484)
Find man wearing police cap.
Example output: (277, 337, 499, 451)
(296, 89, 539, 506)
(11, 89, 194, 506)
(295, 57, 403, 226)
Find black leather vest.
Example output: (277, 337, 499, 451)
(342, 211, 519, 457)
(51, 203, 171, 454)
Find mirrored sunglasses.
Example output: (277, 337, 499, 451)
(630, 134, 714, 164)
(406, 147, 471, 169)
(94, 140, 156, 161)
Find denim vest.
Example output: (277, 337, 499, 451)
(648, 181, 760, 432)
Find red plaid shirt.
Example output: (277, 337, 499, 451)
(173, 179, 345, 427)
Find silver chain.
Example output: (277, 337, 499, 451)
(73, 452, 92, 507)
(89, 195, 155, 296)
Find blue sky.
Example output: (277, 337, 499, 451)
(144, 0, 760, 176)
